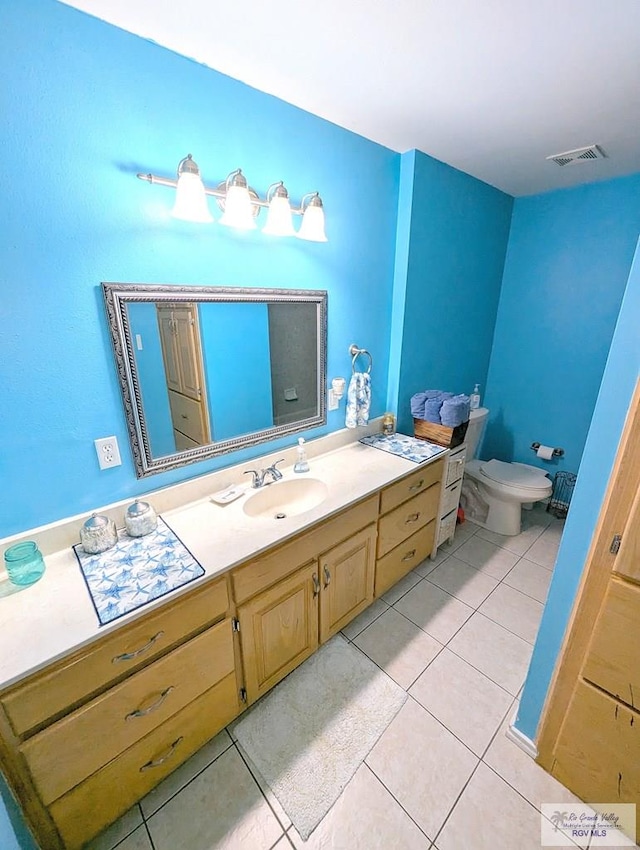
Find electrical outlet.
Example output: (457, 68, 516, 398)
(94, 436, 122, 470)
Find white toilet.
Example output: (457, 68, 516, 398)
(461, 408, 553, 536)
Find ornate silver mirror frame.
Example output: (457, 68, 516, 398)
(102, 283, 328, 477)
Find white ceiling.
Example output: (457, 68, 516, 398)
(61, 0, 640, 196)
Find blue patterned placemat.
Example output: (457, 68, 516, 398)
(73, 517, 205, 626)
(359, 433, 448, 464)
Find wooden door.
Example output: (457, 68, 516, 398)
(319, 524, 376, 643)
(537, 378, 640, 843)
(172, 305, 203, 402)
(238, 561, 319, 703)
(157, 306, 181, 393)
(552, 680, 640, 809)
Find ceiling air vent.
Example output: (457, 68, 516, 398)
(546, 145, 606, 167)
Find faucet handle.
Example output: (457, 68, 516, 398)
(243, 469, 262, 488)
(268, 458, 285, 480)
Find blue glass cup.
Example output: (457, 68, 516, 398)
(4, 542, 46, 587)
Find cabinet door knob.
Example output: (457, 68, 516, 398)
(409, 480, 424, 491)
(401, 549, 417, 562)
(312, 573, 320, 597)
(405, 512, 420, 524)
(323, 565, 331, 588)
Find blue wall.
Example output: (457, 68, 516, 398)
(200, 303, 273, 440)
(516, 237, 640, 740)
(0, 0, 399, 538)
(482, 174, 640, 472)
(394, 151, 513, 434)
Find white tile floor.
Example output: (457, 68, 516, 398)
(88, 506, 625, 850)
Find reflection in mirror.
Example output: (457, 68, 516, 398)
(102, 284, 327, 477)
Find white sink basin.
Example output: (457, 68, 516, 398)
(243, 478, 329, 519)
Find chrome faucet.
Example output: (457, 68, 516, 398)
(243, 459, 285, 488)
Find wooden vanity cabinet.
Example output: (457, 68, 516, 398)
(0, 459, 446, 849)
(234, 497, 378, 704)
(0, 575, 241, 850)
(375, 460, 444, 596)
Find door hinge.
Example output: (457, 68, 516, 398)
(610, 534, 622, 555)
(239, 687, 247, 703)
(232, 618, 240, 632)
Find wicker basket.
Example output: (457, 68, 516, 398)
(413, 417, 469, 448)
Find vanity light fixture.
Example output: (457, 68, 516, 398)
(171, 154, 213, 223)
(136, 154, 327, 241)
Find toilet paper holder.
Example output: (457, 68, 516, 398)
(530, 442, 564, 458)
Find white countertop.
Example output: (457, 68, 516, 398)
(0, 438, 446, 691)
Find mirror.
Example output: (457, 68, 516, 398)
(102, 283, 327, 477)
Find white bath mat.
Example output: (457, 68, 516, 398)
(233, 634, 407, 839)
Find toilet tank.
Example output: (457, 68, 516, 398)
(465, 407, 489, 459)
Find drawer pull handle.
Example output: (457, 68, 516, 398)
(409, 480, 424, 491)
(405, 512, 421, 524)
(401, 549, 417, 562)
(126, 686, 174, 721)
(139, 736, 184, 772)
(112, 631, 165, 663)
(323, 565, 331, 588)
(312, 573, 320, 597)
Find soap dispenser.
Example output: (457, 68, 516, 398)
(294, 437, 310, 473)
(470, 384, 481, 410)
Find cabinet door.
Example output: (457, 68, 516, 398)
(238, 562, 319, 703)
(319, 524, 376, 643)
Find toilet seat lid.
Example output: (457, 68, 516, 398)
(480, 459, 550, 490)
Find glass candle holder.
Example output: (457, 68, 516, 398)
(4, 542, 46, 587)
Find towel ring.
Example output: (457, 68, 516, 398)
(349, 344, 373, 374)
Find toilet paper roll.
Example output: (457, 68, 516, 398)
(536, 444, 555, 461)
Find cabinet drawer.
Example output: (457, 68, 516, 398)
(168, 390, 205, 443)
(232, 495, 378, 604)
(445, 450, 466, 487)
(50, 673, 239, 850)
(375, 521, 435, 598)
(552, 679, 640, 839)
(380, 459, 444, 515)
(2, 577, 229, 739)
(438, 510, 457, 546)
(441, 480, 462, 518)
(21, 620, 234, 805)
(583, 578, 640, 707)
(377, 484, 441, 559)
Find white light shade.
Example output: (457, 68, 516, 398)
(297, 203, 327, 242)
(263, 195, 296, 236)
(219, 185, 257, 230)
(171, 172, 213, 223)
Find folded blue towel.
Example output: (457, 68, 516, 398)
(440, 394, 471, 427)
(411, 390, 445, 418)
(410, 392, 428, 418)
(423, 397, 445, 423)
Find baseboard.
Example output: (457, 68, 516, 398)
(505, 716, 538, 760)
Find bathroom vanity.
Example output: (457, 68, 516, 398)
(0, 438, 445, 849)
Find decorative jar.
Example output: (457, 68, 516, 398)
(125, 499, 157, 537)
(80, 513, 118, 554)
(4, 541, 46, 587)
